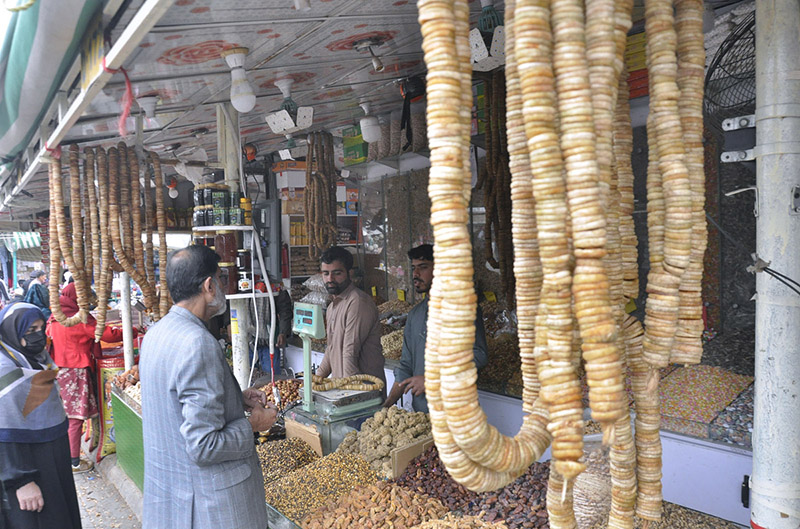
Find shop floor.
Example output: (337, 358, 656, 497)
(709, 383, 754, 449)
(659, 365, 753, 438)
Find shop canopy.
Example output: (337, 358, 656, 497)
(0, 0, 101, 163)
(0, 230, 40, 251)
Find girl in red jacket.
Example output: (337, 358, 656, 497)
(47, 283, 137, 472)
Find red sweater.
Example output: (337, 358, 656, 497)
(47, 317, 137, 368)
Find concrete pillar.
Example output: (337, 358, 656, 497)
(751, 1, 800, 527)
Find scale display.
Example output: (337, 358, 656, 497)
(293, 302, 325, 339)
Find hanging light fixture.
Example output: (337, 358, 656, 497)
(265, 78, 314, 134)
(221, 47, 257, 113)
(136, 96, 161, 127)
(353, 38, 386, 73)
(359, 103, 381, 143)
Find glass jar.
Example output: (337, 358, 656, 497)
(203, 185, 214, 206)
(213, 207, 229, 226)
(193, 206, 206, 227)
(214, 231, 237, 264)
(212, 189, 229, 209)
(193, 184, 205, 207)
(229, 207, 243, 226)
(236, 249, 251, 273)
(219, 262, 238, 295)
(237, 272, 252, 293)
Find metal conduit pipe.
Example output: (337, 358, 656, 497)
(751, 1, 800, 527)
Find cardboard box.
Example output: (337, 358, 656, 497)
(281, 189, 305, 215)
(272, 160, 307, 172)
(337, 202, 346, 216)
(341, 124, 362, 139)
(344, 142, 368, 166)
(336, 182, 346, 202)
(345, 201, 358, 215)
(285, 418, 323, 457)
(276, 170, 307, 189)
(346, 188, 358, 201)
(390, 436, 434, 479)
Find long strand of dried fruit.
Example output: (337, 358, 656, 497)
(547, 468, 577, 529)
(614, 67, 639, 300)
(642, 0, 691, 369)
(421, 0, 551, 493)
(305, 135, 315, 258)
(48, 162, 82, 327)
(119, 144, 137, 258)
(150, 153, 169, 318)
(624, 314, 662, 522)
(109, 147, 158, 317)
(552, 0, 626, 442)
(142, 160, 155, 286)
(82, 152, 94, 287)
(129, 150, 145, 275)
(66, 146, 91, 320)
(85, 148, 101, 285)
(504, 0, 543, 410)
(94, 148, 113, 341)
(516, 0, 584, 485)
(671, 0, 706, 365)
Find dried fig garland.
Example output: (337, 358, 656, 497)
(109, 146, 159, 317)
(671, 0, 706, 365)
(130, 150, 145, 275)
(142, 158, 155, 286)
(94, 147, 114, 341)
(47, 163, 83, 327)
(304, 132, 338, 258)
(422, 0, 551, 494)
(150, 153, 169, 318)
(515, 0, 584, 491)
(85, 148, 101, 284)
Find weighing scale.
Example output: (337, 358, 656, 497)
(290, 303, 384, 454)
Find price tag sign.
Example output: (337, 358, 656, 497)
(484, 291, 497, 302)
(397, 289, 406, 301)
(371, 286, 377, 296)
(625, 298, 637, 314)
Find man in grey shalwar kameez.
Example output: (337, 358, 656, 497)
(140, 245, 277, 529)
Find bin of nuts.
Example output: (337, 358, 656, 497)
(301, 480, 447, 529)
(257, 438, 320, 486)
(264, 452, 379, 524)
(336, 407, 431, 478)
(258, 379, 304, 410)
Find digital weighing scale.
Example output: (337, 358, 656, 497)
(289, 303, 383, 454)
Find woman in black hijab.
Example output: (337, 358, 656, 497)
(0, 302, 82, 529)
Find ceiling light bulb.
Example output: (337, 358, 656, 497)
(221, 47, 257, 113)
(168, 187, 179, 199)
(294, 0, 311, 10)
(369, 47, 384, 72)
(230, 67, 256, 113)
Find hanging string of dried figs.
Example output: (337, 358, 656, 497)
(305, 131, 338, 258)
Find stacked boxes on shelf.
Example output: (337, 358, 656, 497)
(626, 31, 649, 99)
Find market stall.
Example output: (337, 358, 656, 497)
(1, 0, 797, 527)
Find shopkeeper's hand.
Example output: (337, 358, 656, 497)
(16, 481, 44, 512)
(248, 402, 278, 432)
(276, 334, 286, 348)
(242, 388, 268, 411)
(400, 375, 426, 397)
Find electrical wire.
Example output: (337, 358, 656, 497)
(705, 212, 800, 297)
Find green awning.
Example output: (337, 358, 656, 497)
(0, 230, 40, 250)
(0, 0, 101, 163)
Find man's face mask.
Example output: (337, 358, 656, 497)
(208, 275, 227, 317)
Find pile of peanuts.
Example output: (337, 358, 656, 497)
(256, 438, 319, 486)
(258, 379, 303, 409)
(411, 514, 509, 529)
(264, 452, 379, 524)
(394, 446, 551, 529)
(301, 481, 447, 529)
